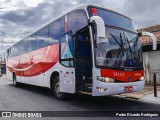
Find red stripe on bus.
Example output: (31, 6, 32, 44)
(101, 69, 144, 82)
(7, 44, 59, 77)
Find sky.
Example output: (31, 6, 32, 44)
(0, 0, 160, 54)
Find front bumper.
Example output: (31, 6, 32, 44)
(92, 79, 145, 96)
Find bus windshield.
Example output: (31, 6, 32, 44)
(96, 27, 143, 69)
(96, 7, 136, 32)
(88, 7, 143, 70)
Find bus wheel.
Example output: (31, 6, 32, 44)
(53, 76, 70, 100)
(13, 74, 20, 87)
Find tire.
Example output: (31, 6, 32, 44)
(52, 76, 70, 100)
(13, 74, 20, 87)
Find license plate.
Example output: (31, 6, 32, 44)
(124, 86, 133, 92)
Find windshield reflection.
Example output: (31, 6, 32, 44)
(95, 27, 143, 69)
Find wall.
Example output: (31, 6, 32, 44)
(143, 51, 160, 85)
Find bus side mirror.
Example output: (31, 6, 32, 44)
(90, 16, 105, 38)
(139, 32, 157, 50)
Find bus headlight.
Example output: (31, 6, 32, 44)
(139, 76, 145, 81)
(97, 76, 115, 83)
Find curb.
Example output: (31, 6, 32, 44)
(139, 98, 160, 105)
(114, 94, 160, 105)
(139, 92, 160, 105)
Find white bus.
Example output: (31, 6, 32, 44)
(6, 4, 156, 100)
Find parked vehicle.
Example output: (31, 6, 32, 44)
(6, 5, 156, 99)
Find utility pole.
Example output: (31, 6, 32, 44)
(153, 73, 157, 97)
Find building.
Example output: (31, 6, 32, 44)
(138, 24, 160, 85)
(0, 62, 6, 75)
(0, 54, 6, 75)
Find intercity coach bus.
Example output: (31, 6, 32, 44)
(6, 5, 157, 99)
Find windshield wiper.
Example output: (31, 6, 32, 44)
(125, 37, 142, 69)
(110, 33, 125, 67)
(110, 33, 121, 47)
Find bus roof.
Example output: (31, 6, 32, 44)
(8, 4, 132, 49)
(31, 4, 132, 33)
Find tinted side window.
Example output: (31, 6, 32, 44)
(9, 48, 12, 57)
(14, 44, 19, 57)
(11, 45, 16, 57)
(49, 17, 65, 45)
(18, 41, 22, 55)
(30, 34, 36, 51)
(68, 10, 88, 34)
(60, 31, 74, 67)
(13, 44, 18, 56)
(16, 41, 22, 56)
(25, 37, 33, 53)
(36, 26, 49, 49)
(20, 40, 27, 55)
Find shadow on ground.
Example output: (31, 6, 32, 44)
(7, 82, 160, 112)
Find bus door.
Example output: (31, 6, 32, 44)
(75, 27, 93, 87)
(59, 31, 75, 93)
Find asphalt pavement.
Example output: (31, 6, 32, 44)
(0, 79, 160, 120)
